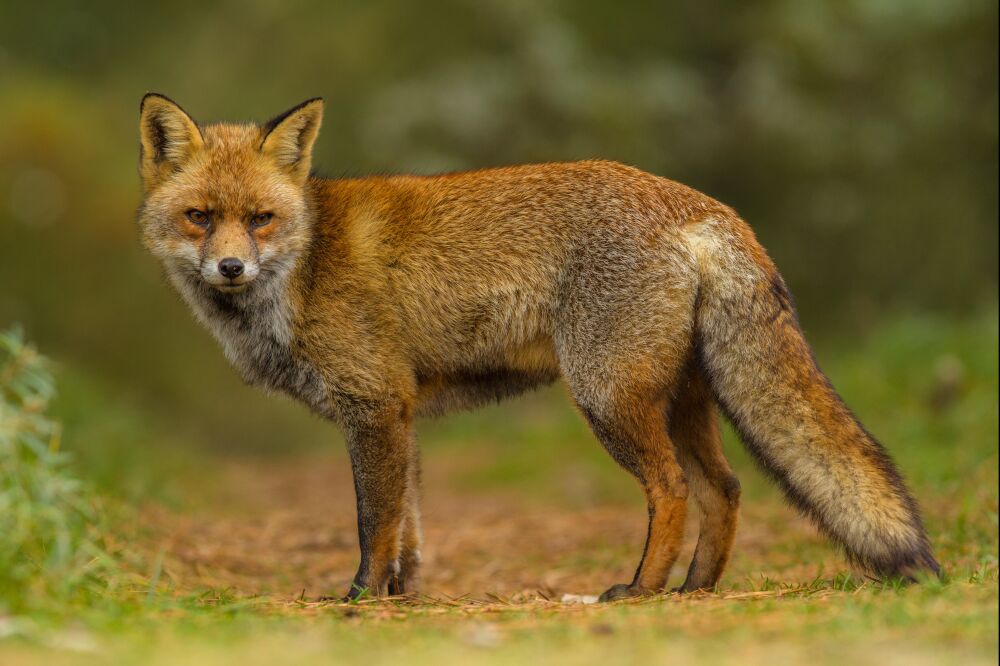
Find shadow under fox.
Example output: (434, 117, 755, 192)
(136, 94, 940, 601)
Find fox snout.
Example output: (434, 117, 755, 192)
(197, 218, 263, 290)
(201, 254, 260, 290)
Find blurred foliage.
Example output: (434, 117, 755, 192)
(0, 0, 996, 458)
(0, 329, 115, 613)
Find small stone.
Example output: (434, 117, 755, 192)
(560, 593, 599, 604)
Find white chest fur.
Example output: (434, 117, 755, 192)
(171, 272, 331, 417)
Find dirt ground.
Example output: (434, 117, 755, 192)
(138, 450, 835, 602)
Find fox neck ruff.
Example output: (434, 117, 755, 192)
(168, 256, 331, 418)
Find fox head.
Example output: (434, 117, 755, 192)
(136, 94, 323, 294)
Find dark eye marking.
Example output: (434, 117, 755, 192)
(251, 212, 274, 228)
(186, 209, 209, 226)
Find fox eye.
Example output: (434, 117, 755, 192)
(186, 209, 209, 226)
(252, 212, 274, 228)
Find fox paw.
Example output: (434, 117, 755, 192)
(598, 583, 654, 602)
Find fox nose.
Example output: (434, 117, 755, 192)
(218, 257, 245, 279)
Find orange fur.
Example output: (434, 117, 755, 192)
(137, 95, 939, 600)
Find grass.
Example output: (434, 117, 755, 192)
(2, 582, 996, 665)
(0, 329, 116, 614)
(0, 312, 996, 664)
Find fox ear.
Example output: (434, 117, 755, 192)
(260, 98, 324, 184)
(139, 93, 203, 189)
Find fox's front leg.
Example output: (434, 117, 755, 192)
(342, 400, 417, 600)
(389, 453, 422, 596)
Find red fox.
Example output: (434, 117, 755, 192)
(136, 94, 939, 601)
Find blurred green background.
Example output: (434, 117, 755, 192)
(0, 0, 996, 479)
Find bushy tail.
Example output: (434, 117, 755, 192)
(687, 216, 939, 578)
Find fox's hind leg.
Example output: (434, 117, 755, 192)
(670, 364, 741, 591)
(557, 232, 700, 600)
(574, 389, 690, 601)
